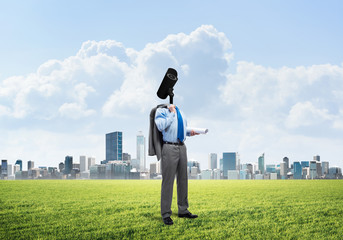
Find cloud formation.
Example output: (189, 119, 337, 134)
(219, 62, 343, 132)
(1, 25, 343, 168)
(0, 25, 232, 121)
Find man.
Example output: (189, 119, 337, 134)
(155, 104, 198, 225)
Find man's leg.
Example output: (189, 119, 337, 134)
(161, 144, 179, 219)
(177, 144, 190, 215)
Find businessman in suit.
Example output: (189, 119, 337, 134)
(155, 104, 198, 225)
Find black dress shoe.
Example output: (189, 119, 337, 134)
(178, 212, 198, 218)
(163, 217, 174, 225)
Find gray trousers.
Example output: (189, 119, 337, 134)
(161, 143, 190, 218)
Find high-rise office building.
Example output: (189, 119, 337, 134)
(88, 157, 95, 170)
(80, 156, 87, 172)
(188, 160, 201, 174)
(293, 161, 302, 179)
(64, 156, 73, 174)
(105, 161, 130, 179)
(1, 160, 8, 178)
(316, 162, 322, 178)
(130, 159, 140, 170)
(301, 161, 309, 168)
(150, 163, 157, 174)
(208, 153, 217, 170)
(283, 157, 289, 172)
(7, 164, 13, 176)
(328, 167, 342, 179)
(280, 162, 287, 179)
(137, 131, 146, 171)
(313, 155, 320, 162)
(258, 153, 265, 174)
(266, 164, 276, 173)
(322, 161, 329, 175)
(309, 161, 317, 179)
(222, 152, 238, 179)
(106, 131, 122, 163)
(246, 163, 253, 175)
(28, 161, 34, 170)
(191, 166, 198, 178)
(123, 153, 131, 161)
(58, 162, 64, 172)
(15, 160, 23, 171)
(72, 163, 80, 171)
(13, 164, 21, 174)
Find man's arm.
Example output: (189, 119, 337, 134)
(185, 117, 199, 137)
(155, 106, 176, 132)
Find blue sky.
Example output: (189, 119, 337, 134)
(1, 0, 343, 170)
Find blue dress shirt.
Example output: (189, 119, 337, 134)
(155, 106, 191, 143)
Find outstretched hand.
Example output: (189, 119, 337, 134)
(190, 130, 200, 136)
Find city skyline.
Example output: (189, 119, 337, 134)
(2, 150, 341, 180)
(1, 1, 343, 171)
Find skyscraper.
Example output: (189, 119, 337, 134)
(7, 164, 13, 176)
(59, 162, 64, 172)
(80, 156, 87, 172)
(293, 161, 302, 179)
(137, 131, 146, 171)
(123, 153, 131, 161)
(301, 161, 309, 168)
(283, 157, 289, 172)
(322, 161, 329, 175)
(88, 157, 95, 170)
(258, 153, 265, 174)
(1, 160, 8, 178)
(280, 162, 287, 179)
(28, 161, 34, 170)
(313, 155, 320, 162)
(222, 152, 238, 179)
(106, 131, 122, 163)
(64, 156, 73, 174)
(15, 160, 23, 171)
(188, 160, 200, 175)
(309, 161, 317, 179)
(208, 153, 217, 170)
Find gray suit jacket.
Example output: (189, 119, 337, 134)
(148, 104, 168, 161)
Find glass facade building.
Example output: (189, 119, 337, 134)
(222, 152, 237, 179)
(293, 161, 302, 179)
(106, 131, 123, 162)
(28, 161, 34, 170)
(309, 161, 317, 179)
(64, 156, 73, 174)
(266, 164, 276, 173)
(283, 157, 289, 172)
(136, 131, 146, 171)
(301, 161, 309, 168)
(208, 153, 217, 170)
(15, 160, 22, 171)
(258, 153, 265, 174)
(1, 160, 8, 177)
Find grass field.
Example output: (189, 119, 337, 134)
(0, 180, 342, 239)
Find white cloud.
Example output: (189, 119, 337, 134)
(333, 109, 343, 130)
(286, 101, 333, 128)
(0, 104, 11, 116)
(1, 25, 343, 169)
(59, 103, 96, 119)
(0, 24, 232, 120)
(219, 62, 343, 129)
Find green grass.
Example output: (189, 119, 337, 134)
(0, 180, 342, 239)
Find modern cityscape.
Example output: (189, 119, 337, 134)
(1, 131, 342, 180)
